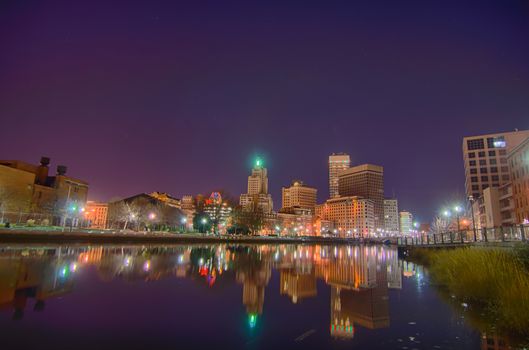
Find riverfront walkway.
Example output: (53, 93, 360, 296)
(0, 229, 393, 246)
(397, 225, 529, 249)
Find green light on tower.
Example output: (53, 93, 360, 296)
(248, 313, 257, 328)
(255, 158, 262, 168)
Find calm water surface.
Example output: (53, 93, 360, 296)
(0, 244, 513, 349)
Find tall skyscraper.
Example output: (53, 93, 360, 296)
(338, 164, 384, 230)
(399, 211, 413, 235)
(281, 180, 317, 213)
(329, 153, 350, 198)
(247, 158, 268, 195)
(383, 199, 399, 234)
(240, 158, 273, 213)
(462, 129, 529, 200)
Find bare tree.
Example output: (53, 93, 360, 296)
(0, 187, 27, 224)
(110, 202, 141, 230)
(431, 216, 451, 235)
(232, 205, 264, 235)
(0, 187, 14, 223)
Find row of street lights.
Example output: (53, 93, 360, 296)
(440, 201, 479, 242)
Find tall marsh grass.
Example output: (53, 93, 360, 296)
(413, 246, 529, 336)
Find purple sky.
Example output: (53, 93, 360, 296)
(1, 0, 528, 221)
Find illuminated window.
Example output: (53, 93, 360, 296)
(488, 137, 506, 148)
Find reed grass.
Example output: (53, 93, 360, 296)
(412, 246, 529, 335)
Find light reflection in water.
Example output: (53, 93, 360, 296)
(0, 243, 518, 348)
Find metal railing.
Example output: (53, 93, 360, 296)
(397, 224, 529, 246)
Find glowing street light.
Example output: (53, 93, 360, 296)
(200, 217, 208, 234)
(453, 205, 462, 240)
(180, 217, 187, 233)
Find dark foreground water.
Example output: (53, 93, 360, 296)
(0, 243, 516, 349)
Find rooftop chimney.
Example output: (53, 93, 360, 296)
(35, 156, 50, 185)
(57, 165, 67, 176)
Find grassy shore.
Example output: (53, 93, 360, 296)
(410, 246, 529, 339)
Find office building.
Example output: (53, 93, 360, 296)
(181, 195, 195, 211)
(508, 136, 529, 224)
(149, 192, 181, 208)
(399, 211, 413, 235)
(281, 180, 317, 213)
(475, 184, 515, 228)
(204, 192, 232, 233)
(277, 209, 314, 236)
(0, 157, 88, 226)
(462, 129, 529, 200)
(84, 201, 108, 229)
(383, 199, 399, 234)
(329, 153, 350, 198)
(315, 196, 375, 237)
(338, 164, 384, 229)
(240, 159, 273, 213)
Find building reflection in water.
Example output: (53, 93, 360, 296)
(0, 244, 401, 336)
(0, 247, 78, 320)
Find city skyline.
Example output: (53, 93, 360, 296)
(2, 1, 529, 221)
(1, 1, 529, 349)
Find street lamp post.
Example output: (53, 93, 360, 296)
(443, 210, 451, 243)
(201, 217, 208, 235)
(454, 206, 463, 243)
(468, 195, 477, 241)
(181, 217, 187, 233)
(148, 212, 156, 232)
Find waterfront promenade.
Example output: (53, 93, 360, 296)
(0, 228, 393, 245)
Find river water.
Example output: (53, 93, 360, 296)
(0, 243, 516, 349)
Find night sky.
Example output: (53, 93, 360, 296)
(1, 0, 528, 221)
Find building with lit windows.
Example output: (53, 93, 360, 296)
(315, 196, 374, 237)
(149, 192, 181, 208)
(475, 183, 515, 228)
(181, 195, 195, 211)
(338, 164, 384, 230)
(508, 136, 529, 223)
(204, 192, 232, 233)
(399, 211, 413, 235)
(240, 158, 273, 214)
(383, 199, 399, 234)
(462, 129, 529, 201)
(0, 157, 88, 226)
(277, 209, 314, 236)
(281, 180, 317, 213)
(329, 153, 350, 198)
(84, 201, 108, 229)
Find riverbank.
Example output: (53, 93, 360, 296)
(408, 246, 529, 343)
(0, 229, 395, 245)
